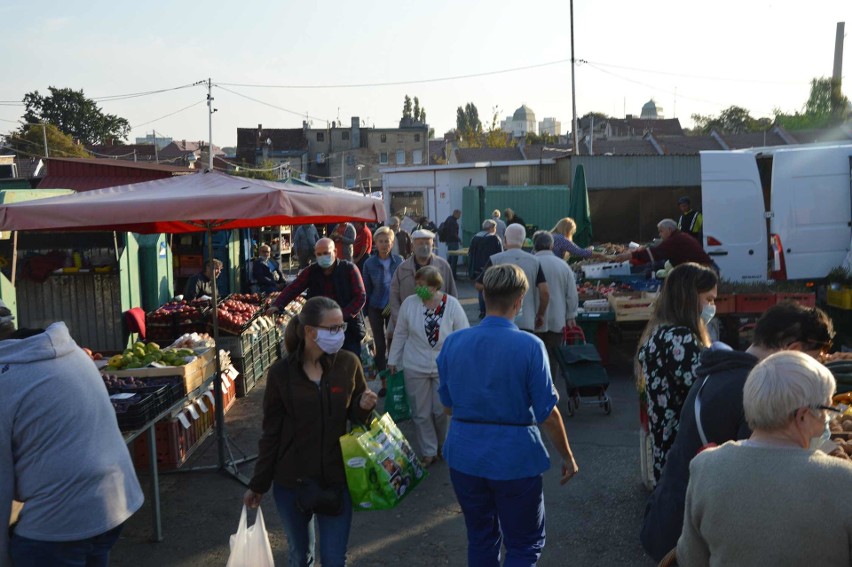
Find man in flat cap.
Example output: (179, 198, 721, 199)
(388, 229, 458, 336)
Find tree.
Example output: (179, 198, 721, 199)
(4, 123, 90, 158)
(402, 95, 413, 120)
(773, 77, 849, 130)
(484, 106, 510, 148)
(413, 97, 421, 122)
(455, 102, 483, 145)
(22, 87, 130, 145)
(690, 105, 770, 135)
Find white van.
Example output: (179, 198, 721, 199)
(701, 144, 852, 282)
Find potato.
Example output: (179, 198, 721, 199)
(842, 420, 852, 432)
(843, 444, 852, 456)
(830, 422, 843, 433)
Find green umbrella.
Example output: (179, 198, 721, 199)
(568, 164, 593, 248)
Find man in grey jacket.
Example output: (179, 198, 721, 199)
(1, 303, 144, 566)
(476, 223, 549, 332)
(388, 229, 458, 335)
(532, 231, 579, 379)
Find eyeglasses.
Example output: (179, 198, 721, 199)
(316, 323, 347, 335)
(815, 404, 842, 414)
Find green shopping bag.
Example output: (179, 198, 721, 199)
(381, 369, 410, 422)
(340, 412, 427, 511)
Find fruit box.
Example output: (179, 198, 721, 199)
(107, 348, 215, 395)
(607, 291, 658, 322)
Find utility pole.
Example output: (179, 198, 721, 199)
(570, 0, 579, 155)
(41, 122, 49, 158)
(832, 22, 845, 119)
(153, 129, 159, 163)
(207, 78, 215, 171)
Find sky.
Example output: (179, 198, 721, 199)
(1, 0, 849, 150)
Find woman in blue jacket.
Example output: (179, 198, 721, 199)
(362, 226, 403, 397)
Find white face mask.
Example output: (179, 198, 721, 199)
(314, 328, 345, 354)
(701, 304, 716, 325)
(809, 411, 832, 451)
(414, 244, 431, 259)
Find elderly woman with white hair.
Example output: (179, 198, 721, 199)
(677, 351, 852, 566)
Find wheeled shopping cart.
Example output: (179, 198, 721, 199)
(554, 326, 611, 416)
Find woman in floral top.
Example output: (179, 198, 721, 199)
(637, 263, 718, 482)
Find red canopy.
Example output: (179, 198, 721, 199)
(0, 170, 385, 234)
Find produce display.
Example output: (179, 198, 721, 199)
(168, 332, 216, 350)
(217, 299, 260, 334)
(82, 347, 104, 361)
(826, 392, 852, 461)
(147, 299, 209, 325)
(228, 293, 264, 305)
(104, 341, 196, 371)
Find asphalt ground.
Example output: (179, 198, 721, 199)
(111, 279, 656, 566)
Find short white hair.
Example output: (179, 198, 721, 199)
(482, 219, 496, 230)
(504, 223, 526, 246)
(743, 351, 835, 431)
(657, 218, 678, 231)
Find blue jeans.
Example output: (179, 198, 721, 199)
(273, 483, 353, 567)
(450, 468, 545, 567)
(447, 241, 460, 277)
(10, 523, 124, 567)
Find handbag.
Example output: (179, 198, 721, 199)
(295, 477, 345, 516)
(381, 369, 411, 422)
(340, 411, 426, 511)
(225, 506, 275, 567)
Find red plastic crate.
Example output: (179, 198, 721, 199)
(775, 292, 816, 307)
(715, 294, 736, 314)
(735, 293, 777, 313)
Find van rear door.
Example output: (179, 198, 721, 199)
(700, 151, 767, 281)
(769, 146, 852, 280)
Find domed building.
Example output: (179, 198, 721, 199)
(640, 99, 664, 120)
(501, 104, 538, 137)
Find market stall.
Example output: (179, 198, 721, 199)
(0, 169, 384, 538)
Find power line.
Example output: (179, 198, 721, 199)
(215, 85, 329, 123)
(217, 59, 574, 89)
(581, 59, 809, 86)
(130, 100, 205, 130)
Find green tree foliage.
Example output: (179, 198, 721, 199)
(455, 102, 483, 146)
(413, 97, 421, 122)
(773, 77, 850, 130)
(484, 106, 511, 148)
(22, 87, 130, 145)
(402, 95, 413, 120)
(690, 105, 771, 135)
(230, 160, 282, 181)
(5, 123, 90, 158)
(525, 131, 559, 145)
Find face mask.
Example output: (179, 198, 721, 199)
(317, 255, 334, 268)
(701, 304, 716, 325)
(809, 412, 832, 451)
(415, 286, 433, 300)
(414, 244, 431, 259)
(314, 328, 345, 355)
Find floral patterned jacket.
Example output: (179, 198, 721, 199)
(638, 325, 704, 482)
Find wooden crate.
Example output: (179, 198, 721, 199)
(107, 348, 215, 395)
(607, 292, 658, 322)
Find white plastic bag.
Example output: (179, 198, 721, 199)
(226, 505, 275, 567)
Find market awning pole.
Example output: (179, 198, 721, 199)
(208, 226, 226, 471)
(10, 232, 17, 287)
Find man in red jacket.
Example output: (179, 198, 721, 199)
(614, 219, 715, 270)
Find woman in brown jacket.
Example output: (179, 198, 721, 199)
(243, 296, 377, 567)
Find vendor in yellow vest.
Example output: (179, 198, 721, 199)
(677, 196, 703, 243)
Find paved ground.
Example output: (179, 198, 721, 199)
(111, 280, 656, 566)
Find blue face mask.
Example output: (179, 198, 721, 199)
(701, 304, 716, 325)
(317, 255, 334, 268)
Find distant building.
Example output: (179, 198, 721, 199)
(640, 99, 664, 120)
(501, 105, 537, 137)
(539, 117, 561, 136)
(134, 132, 173, 149)
(237, 117, 428, 191)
